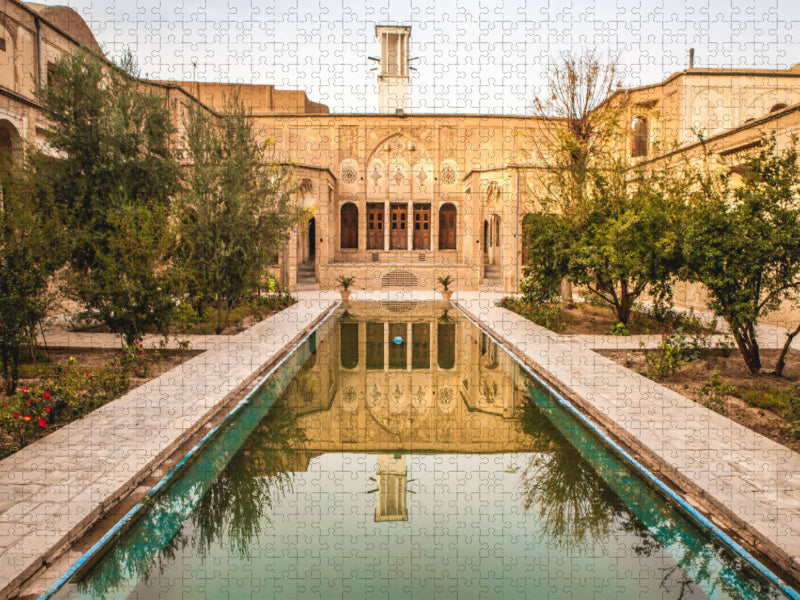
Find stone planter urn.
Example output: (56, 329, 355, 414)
(438, 274, 454, 306)
(336, 276, 355, 303)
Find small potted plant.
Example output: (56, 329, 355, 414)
(438, 274, 454, 304)
(336, 275, 356, 301)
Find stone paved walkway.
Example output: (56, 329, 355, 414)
(0, 296, 338, 599)
(455, 291, 800, 583)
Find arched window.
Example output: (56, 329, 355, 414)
(0, 120, 20, 170)
(340, 203, 358, 249)
(631, 117, 649, 158)
(439, 203, 457, 250)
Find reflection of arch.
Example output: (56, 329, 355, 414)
(770, 103, 788, 113)
(483, 220, 489, 253)
(438, 203, 457, 250)
(631, 116, 648, 157)
(340, 323, 358, 369)
(0, 120, 21, 170)
(437, 322, 455, 369)
(340, 202, 358, 249)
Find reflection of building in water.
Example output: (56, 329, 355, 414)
(372, 454, 410, 522)
(284, 302, 541, 453)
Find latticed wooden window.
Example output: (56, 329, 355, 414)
(367, 203, 385, 250)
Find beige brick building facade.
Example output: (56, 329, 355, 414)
(2, 2, 800, 308)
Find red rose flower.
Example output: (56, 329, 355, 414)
(21, 386, 29, 393)
(38, 418, 46, 428)
(12, 412, 19, 419)
(45, 407, 51, 413)
(43, 392, 51, 399)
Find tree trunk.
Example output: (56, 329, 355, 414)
(616, 280, 633, 324)
(731, 323, 762, 374)
(560, 279, 574, 308)
(216, 297, 225, 334)
(773, 322, 800, 376)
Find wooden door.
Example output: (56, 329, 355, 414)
(390, 204, 408, 250)
(413, 204, 431, 250)
(439, 204, 457, 250)
(367, 203, 384, 250)
(340, 204, 358, 249)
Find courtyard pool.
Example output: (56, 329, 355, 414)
(47, 302, 796, 599)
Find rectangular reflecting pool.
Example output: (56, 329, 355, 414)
(49, 302, 796, 599)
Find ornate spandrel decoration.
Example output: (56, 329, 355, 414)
(369, 161, 383, 193)
(439, 127, 456, 159)
(485, 180, 501, 204)
(367, 133, 434, 197)
(338, 125, 359, 158)
(340, 158, 359, 185)
(392, 165, 406, 186)
(440, 162, 457, 186)
(416, 166, 428, 190)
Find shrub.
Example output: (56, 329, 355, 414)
(609, 321, 629, 336)
(1, 348, 162, 454)
(644, 327, 704, 380)
(499, 297, 565, 332)
(698, 370, 735, 415)
(1, 386, 54, 450)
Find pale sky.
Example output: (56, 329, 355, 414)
(47, 0, 800, 114)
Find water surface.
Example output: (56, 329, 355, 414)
(53, 302, 791, 599)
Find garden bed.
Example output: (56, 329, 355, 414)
(1, 347, 201, 458)
(70, 293, 296, 336)
(599, 347, 800, 453)
(499, 296, 714, 336)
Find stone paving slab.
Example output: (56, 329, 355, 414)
(0, 296, 338, 599)
(455, 291, 800, 582)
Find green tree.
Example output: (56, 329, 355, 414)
(35, 49, 179, 344)
(525, 51, 622, 305)
(523, 158, 683, 324)
(177, 91, 305, 333)
(682, 136, 800, 374)
(0, 153, 66, 393)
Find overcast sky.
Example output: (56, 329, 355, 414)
(49, 0, 800, 114)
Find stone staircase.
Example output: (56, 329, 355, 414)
(481, 263, 503, 292)
(296, 262, 319, 291)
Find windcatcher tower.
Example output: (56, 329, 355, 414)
(376, 25, 411, 113)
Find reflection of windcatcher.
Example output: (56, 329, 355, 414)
(374, 454, 409, 521)
(376, 25, 411, 113)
